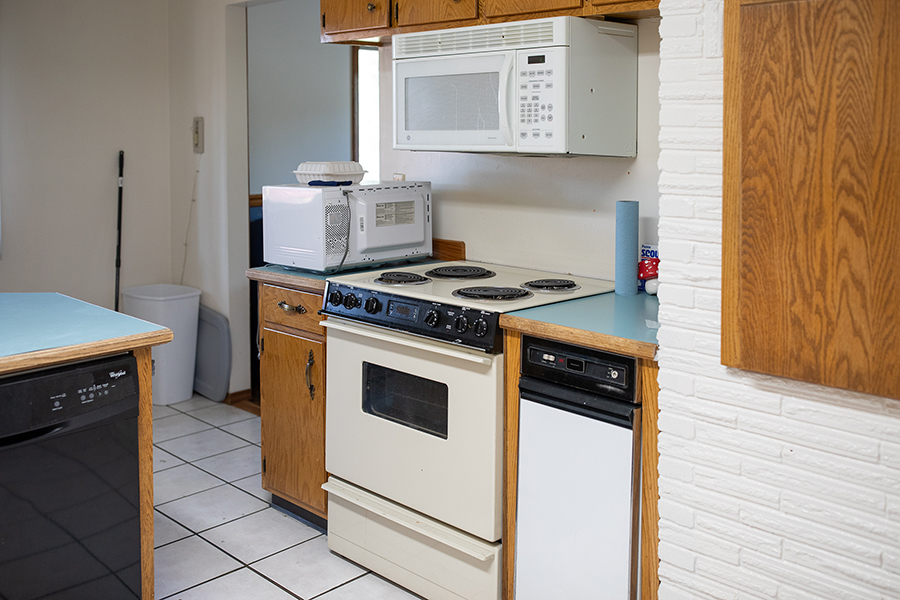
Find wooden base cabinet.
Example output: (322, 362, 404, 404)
(258, 283, 328, 520)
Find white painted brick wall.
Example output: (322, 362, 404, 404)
(655, 1, 900, 599)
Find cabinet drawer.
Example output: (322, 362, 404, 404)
(262, 285, 324, 334)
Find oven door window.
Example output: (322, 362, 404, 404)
(363, 362, 449, 439)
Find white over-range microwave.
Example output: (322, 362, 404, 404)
(392, 16, 638, 157)
(262, 182, 432, 273)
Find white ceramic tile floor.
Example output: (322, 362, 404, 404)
(188, 402, 258, 427)
(154, 394, 421, 600)
(220, 416, 262, 445)
(156, 427, 250, 463)
(232, 472, 273, 503)
(193, 444, 262, 482)
(153, 464, 225, 506)
(154, 511, 191, 547)
(154, 448, 185, 472)
(153, 413, 213, 443)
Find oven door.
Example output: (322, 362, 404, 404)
(323, 318, 503, 542)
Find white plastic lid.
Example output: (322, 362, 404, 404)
(294, 161, 366, 184)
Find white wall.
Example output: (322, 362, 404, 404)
(655, 2, 900, 598)
(168, 0, 250, 393)
(247, 0, 352, 194)
(0, 0, 171, 308)
(379, 19, 661, 280)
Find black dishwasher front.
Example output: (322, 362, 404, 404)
(0, 354, 141, 600)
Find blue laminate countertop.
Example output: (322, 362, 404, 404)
(0, 293, 170, 362)
(501, 292, 659, 359)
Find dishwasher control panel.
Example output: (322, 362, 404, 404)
(0, 354, 139, 437)
(522, 336, 636, 403)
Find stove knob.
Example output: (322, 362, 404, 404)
(364, 297, 381, 314)
(424, 309, 440, 328)
(328, 290, 343, 306)
(473, 318, 489, 338)
(454, 315, 469, 333)
(342, 294, 360, 310)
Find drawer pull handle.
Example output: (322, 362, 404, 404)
(277, 300, 307, 314)
(306, 350, 316, 401)
(367, 2, 375, 11)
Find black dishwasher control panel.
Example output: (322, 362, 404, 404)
(0, 354, 139, 437)
(522, 336, 636, 403)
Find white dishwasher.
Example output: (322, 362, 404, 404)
(514, 336, 641, 600)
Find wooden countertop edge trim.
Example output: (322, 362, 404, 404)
(0, 329, 174, 376)
(246, 269, 327, 293)
(499, 314, 658, 360)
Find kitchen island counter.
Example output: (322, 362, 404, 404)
(0, 292, 172, 599)
(0, 292, 172, 373)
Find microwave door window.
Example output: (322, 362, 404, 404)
(405, 73, 500, 132)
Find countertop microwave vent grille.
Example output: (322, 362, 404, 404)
(394, 21, 556, 59)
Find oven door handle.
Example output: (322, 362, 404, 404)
(322, 478, 496, 562)
(320, 320, 494, 366)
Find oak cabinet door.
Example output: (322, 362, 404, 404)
(397, 0, 478, 26)
(321, 0, 390, 34)
(722, 0, 900, 400)
(588, 1, 658, 16)
(260, 328, 327, 515)
(482, 0, 581, 18)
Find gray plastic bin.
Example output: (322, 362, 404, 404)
(122, 284, 201, 405)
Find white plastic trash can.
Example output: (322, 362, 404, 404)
(122, 284, 202, 405)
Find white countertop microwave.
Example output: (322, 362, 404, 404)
(262, 182, 432, 273)
(392, 16, 637, 157)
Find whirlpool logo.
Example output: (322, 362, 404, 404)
(109, 370, 127, 379)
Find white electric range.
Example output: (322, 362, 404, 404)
(320, 260, 615, 352)
(319, 261, 614, 600)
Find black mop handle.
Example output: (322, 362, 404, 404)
(115, 151, 124, 311)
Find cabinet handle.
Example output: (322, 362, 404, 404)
(305, 350, 316, 401)
(367, 2, 375, 11)
(277, 300, 307, 314)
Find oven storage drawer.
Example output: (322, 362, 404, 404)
(324, 477, 501, 600)
(262, 284, 324, 334)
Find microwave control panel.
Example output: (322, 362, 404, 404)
(516, 47, 565, 152)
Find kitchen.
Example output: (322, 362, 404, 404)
(1, 1, 899, 600)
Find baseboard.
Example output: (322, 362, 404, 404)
(224, 389, 259, 416)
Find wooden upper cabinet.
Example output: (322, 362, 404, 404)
(482, 0, 581, 18)
(722, 0, 900, 399)
(397, 0, 478, 27)
(588, 1, 659, 16)
(321, 0, 390, 34)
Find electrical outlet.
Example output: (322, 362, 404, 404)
(192, 117, 204, 154)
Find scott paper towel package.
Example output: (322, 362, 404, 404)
(638, 244, 660, 293)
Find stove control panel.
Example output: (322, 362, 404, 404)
(321, 282, 502, 352)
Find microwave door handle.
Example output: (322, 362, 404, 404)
(498, 53, 514, 148)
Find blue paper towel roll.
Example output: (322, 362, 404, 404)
(615, 201, 639, 296)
